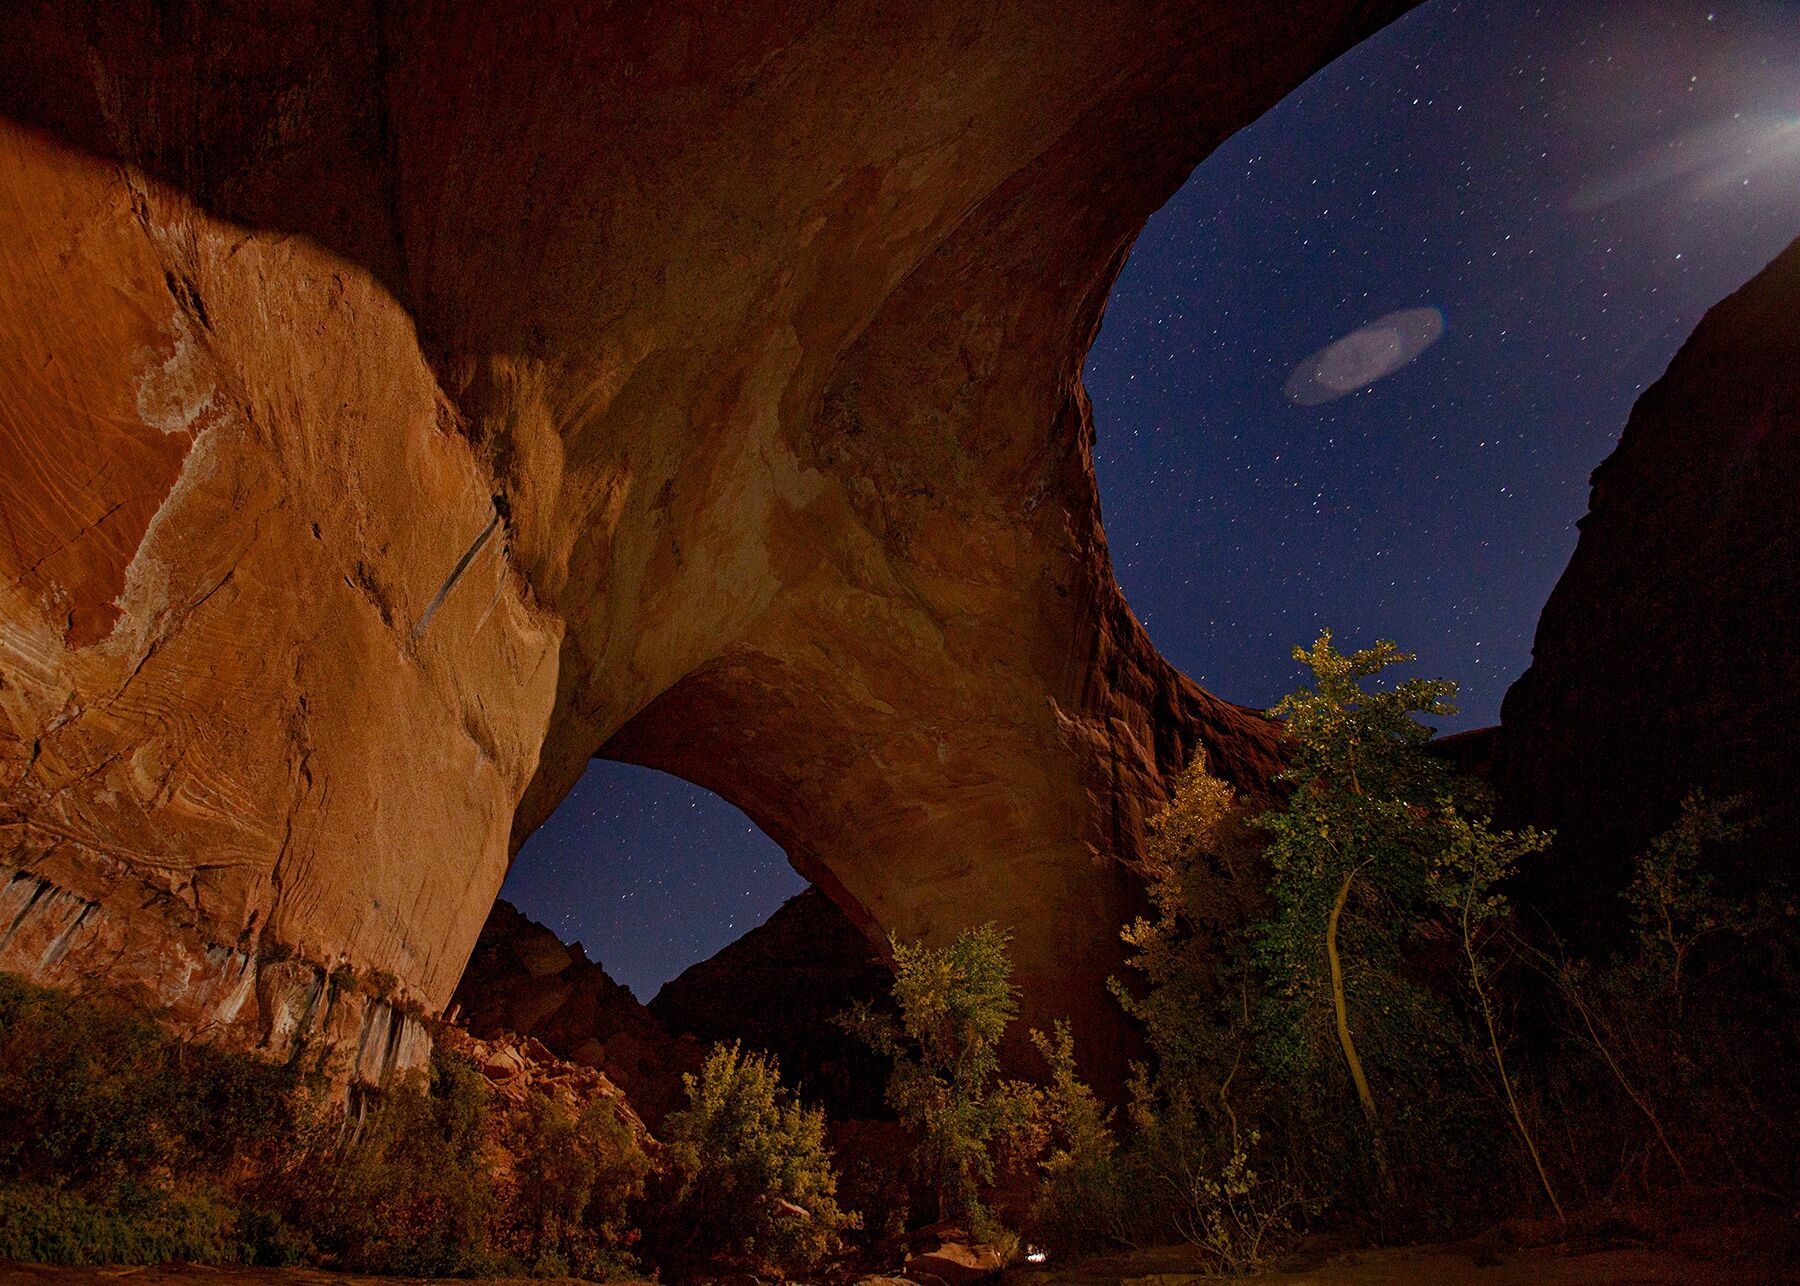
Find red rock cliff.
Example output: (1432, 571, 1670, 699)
(0, 2, 1410, 1074)
(1498, 234, 1800, 916)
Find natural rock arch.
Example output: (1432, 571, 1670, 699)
(0, 2, 1410, 1081)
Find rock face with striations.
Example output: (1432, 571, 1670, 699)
(1498, 235, 1800, 915)
(0, 2, 1409, 1077)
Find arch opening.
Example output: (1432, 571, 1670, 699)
(499, 760, 804, 1001)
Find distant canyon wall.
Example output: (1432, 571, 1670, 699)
(0, 2, 1412, 1074)
(1498, 233, 1800, 914)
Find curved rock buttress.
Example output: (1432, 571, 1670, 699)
(0, 3, 1407, 1074)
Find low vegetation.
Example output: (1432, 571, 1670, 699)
(649, 1041, 857, 1278)
(0, 974, 647, 1277)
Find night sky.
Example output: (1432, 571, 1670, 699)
(504, 0, 1800, 1000)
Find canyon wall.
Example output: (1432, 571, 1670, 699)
(1499, 234, 1800, 918)
(652, 889, 895, 1119)
(0, 2, 1411, 1072)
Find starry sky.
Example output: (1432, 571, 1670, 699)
(502, 0, 1800, 1000)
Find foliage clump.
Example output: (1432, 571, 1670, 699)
(653, 1041, 858, 1278)
(0, 972, 652, 1278)
(1043, 628, 1800, 1271)
(498, 1091, 650, 1278)
(1031, 754, 1308, 1270)
(1531, 788, 1797, 1200)
(842, 923, 1040, 1238)
(281, 1053, 500, 1275)
(0, 971, 309, 1267)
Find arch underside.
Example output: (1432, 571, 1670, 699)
(0, 1, 1408, 1078)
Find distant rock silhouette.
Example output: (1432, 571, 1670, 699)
(652, 889, 895, 1119)
(450, 900, 701, 1127)
(1499, 234, 1800, 924)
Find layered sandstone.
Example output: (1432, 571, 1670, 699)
(0, 2, 1409, 1074)
(1498, 235, 1800, 916)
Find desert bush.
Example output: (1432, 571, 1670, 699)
(1525, 790, 1800, 1203)
(0, 1180, 249, 1266)
(498, 1090, 650, 1278)
(1167, 1128, 1303, 1275)
(0, 972, 309, 1266)
(653, 1041, 858, 1279)
(1113, 760, 1267, 1101)
(0, 972, 659, 1277)
(281, 1052, 500, 1276)
(0, 972, 302, 1192)
(1023, 1021, 1124, 1254)
(1026, 1042, 1306, 1275)
(842, 923, 1040, 1237)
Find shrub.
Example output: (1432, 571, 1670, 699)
(1527, 790, 1799, 1201)
(0, 972, 302, 1193)
(0, 971, 660, 1278)
(0, 972, 307, 1267)
(1166, 1128, 1303, 1276)
(501, 1091, 650, 1278)
(0, 1181, 246, 1267)
(1025, 1022, 1120, 1255)
(283, 1053, 500, 1276)
(842, 923, 1039, 1235)
(655, 1041, 858, 1278)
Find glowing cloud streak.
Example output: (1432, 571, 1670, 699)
(1572, 113, 1800, 211)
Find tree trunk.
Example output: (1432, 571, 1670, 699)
(1462, 895, 1564, 1220)
(1328, 868, 1394, 1197)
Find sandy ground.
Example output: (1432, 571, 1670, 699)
(0, 1227, 1792, 1286)
(0, 1246, 1787, 1286)
(0, 1269, 600, 1286)
(1016, 1241, 1789, 1284)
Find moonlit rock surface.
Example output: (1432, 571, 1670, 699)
(0, 0, 1409, 1086)
(1285, 306, 1446, 404)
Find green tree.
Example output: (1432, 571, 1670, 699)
(1113, 759, 1264, 1105)
(1252, 632, 1462, 1194)
(658, 1042, 857, 1278)
(1624, 789, 1754, 1010)
(842, 923, 1037, 1232)
(505, 1092, 649, 1277)
(1425, 808, 1560, 1219)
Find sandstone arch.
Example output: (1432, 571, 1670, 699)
(0, 1, 1410, 1079)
